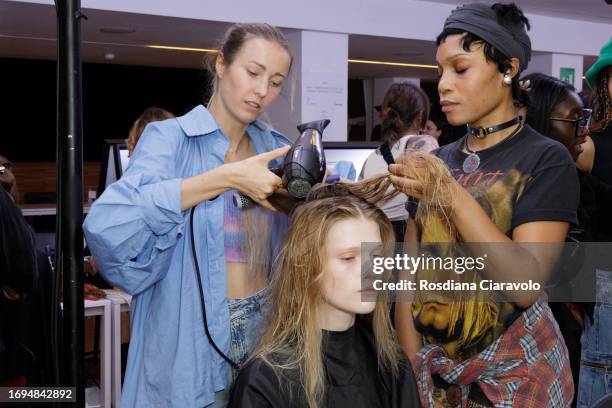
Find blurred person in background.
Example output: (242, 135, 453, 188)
(523, 72, 608, 407)
(0, 154, 53, 387)
(574, 37, 612, 408)
(421, 118, 443, 140)
(359, 82, 433, 242)
(126, 106, 175, 157)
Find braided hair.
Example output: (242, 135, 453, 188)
(591, 66, 612, 131)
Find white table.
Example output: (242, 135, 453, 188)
(19, 203, 91, 216)
(102, 290, 132, 408)
(82, 299, 112, 408)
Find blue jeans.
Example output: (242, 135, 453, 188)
(228, 286, 268, 368)
(206, 287, 268, 407)
(577, 269, 612, 408)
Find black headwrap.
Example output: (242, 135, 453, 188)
(443, 3, 531, 71)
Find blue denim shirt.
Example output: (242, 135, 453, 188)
(83, 105, 291, 407)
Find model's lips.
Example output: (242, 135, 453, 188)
(440, 100, 459, 113)
(245, 101, 261, 111)
(359, 288, 378, 297)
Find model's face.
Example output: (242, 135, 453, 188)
(216, 37, 291, 125)
(436, 34, 509, 126)
(549, 92, 588, 162)
(318, 217, 382, 330)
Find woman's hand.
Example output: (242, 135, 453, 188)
(576, 135, 594, 174)
(181, 145, 290, 211)
(388, 163, 424, 199)
(387, 151, 456, 201)
(228, 146, 290, 211)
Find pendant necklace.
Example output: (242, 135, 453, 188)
(462, 116, 523, 174)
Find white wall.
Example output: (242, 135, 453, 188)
(265, 30, 348, 141)
(523, 53, 584, 92)
(523, 54, 553, 77)
(300, 31, 348, 142)
(551, 54, 584, 92)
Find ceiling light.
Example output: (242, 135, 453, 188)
(349, 58, 437, 69)
(146, 45, 218, 53)
(103, 53, 115, 60)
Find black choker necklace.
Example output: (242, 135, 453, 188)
(462, 118, 523, 174)
(467, 116, 521, 140)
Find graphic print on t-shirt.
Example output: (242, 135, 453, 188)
(412, 125, 579, 362)
(416, 168, 529, 360)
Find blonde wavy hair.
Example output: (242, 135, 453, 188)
(251, 182, 401, 408)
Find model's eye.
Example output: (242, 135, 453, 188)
(455, 67, 468, 74)
(341, 256, 355, 262)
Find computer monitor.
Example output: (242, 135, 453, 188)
(98, 139, 129, 194)
(323, 142, 378, 180)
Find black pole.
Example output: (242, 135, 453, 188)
(55, 0, 85, 406)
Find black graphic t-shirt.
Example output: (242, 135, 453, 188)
(413, 124, 579, 361)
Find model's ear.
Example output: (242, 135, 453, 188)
(507, 57, 520, 80)
(215, 52, 226, 79)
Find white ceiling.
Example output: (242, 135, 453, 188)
(422, 0, 612, 24)
(0, 0, 603, 80)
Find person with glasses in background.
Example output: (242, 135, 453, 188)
(522, 73, 591, 162)
(522, 72, 612, 407)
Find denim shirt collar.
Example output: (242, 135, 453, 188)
(176, 104, 281, 156)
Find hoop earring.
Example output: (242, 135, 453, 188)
(503, 74, 512, 86)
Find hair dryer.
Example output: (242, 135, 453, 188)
(233, 119, 330, 209)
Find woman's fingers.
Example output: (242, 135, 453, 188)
(388, 163, 413, 177)
(389, 175, 421, 198)
(256, 145, 291, 164)
(257, 198, 278, 212)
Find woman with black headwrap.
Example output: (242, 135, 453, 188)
(390, 3, 578, 407)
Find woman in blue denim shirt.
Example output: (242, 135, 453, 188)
(83, 23, 293, 408)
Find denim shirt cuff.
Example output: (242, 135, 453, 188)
(141, 178, 184, 235)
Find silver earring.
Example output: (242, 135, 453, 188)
(503, 74, 512, 85)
